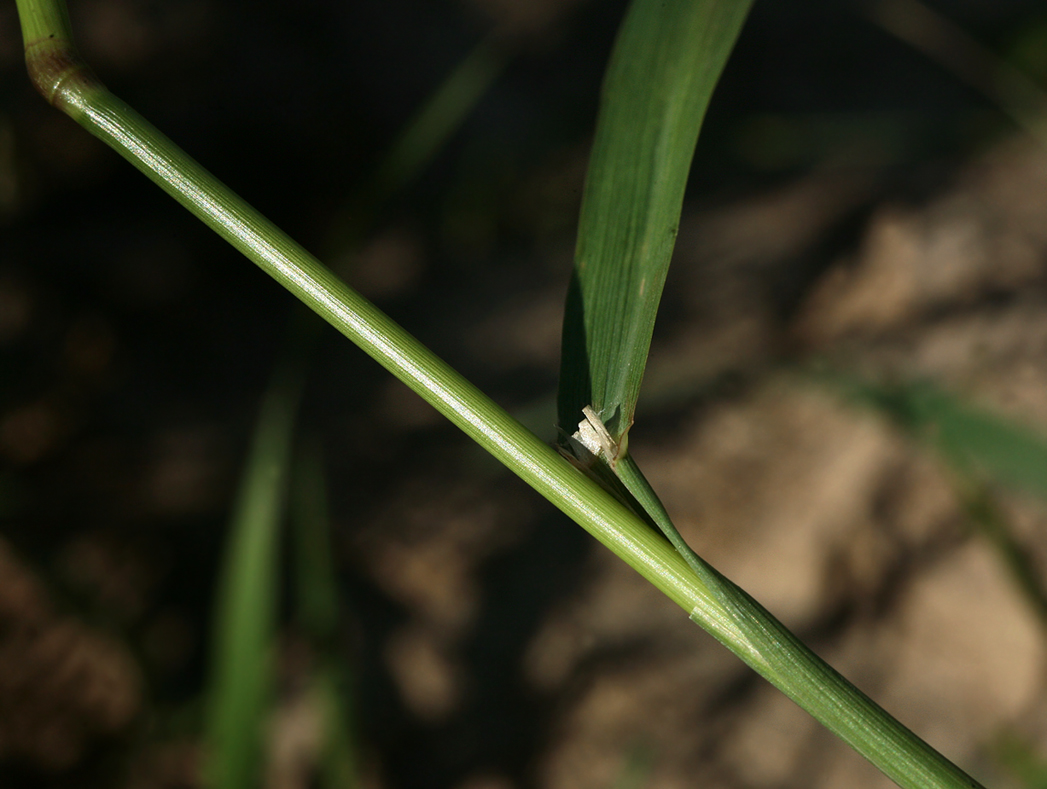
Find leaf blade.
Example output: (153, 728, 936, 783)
(837, 375, 1047, 501)
(558, 0, 753, 441)
(204, 368, 302, 789)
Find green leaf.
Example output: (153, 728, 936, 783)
(292, 442, 340, 644)
(841, 377, 1047, 502)
(994, 730, 1047, 789)
(374, 34, 508, 201)
(558, 0, 753, 443)
(290, 443, 363, 788)
(555, 0, 753, 670)
(204, 367, 303, 789)
(313, 662, 363, 789)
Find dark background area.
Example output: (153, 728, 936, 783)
(2, 0, 1047, 787)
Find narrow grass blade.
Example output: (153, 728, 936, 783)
(834, 373, 1047, 627)
(552, 0, 755, 696)
(869, 0, 1047, 147)
(554, 0, 752, 620)
(961, 484, 1047, 625)
(327, 33, 511, 251)
(292, 443, 340, 645)
(839, 377, 1047, 502)
(205, 367, 303, 789)
(374, 34, 508, 201)
(558, 0, 753, 443)
(611, 742, 655, 789)
(994, 732, 1047, 789)
(314, 662, 362, 789)
(291, 443, 362, 787)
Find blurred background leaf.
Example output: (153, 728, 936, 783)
(204, 365, 302, 789)
(834, 376, 1047, 502)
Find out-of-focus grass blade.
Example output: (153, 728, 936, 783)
(558, 0, 753, 444)
(314, 663, 362, 789)
(292, 443, 339, 644)
(962, 484, 1047, 624)
(839, 375, 1047, 625)
(611, 741, 655, 789)
(994, 732, 1047, 789)
(844, 378, 1047, 502)
(327, 34, 511, 252)
(202, 30, 509, 783)
(291, 442, 361, 788)
(204, 367, 303, 789)
(374, 33, 508, 201)
(869, 0, 1047, 147)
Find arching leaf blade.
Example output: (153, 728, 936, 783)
(558, 0, 753, 442)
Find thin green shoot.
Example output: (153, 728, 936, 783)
(994, 731, 1047, 789)
(374, 33, 509, 202)
(960, 481, 1047, 627)
(832, 375, 1047, 503)
(611, 741, 656, 789)
(828, 371, 1047, 629)
(204, 364, 303, 789)
(326, 32, 512, 254)
(291, 443, 361, 788)
(869, 0, 1047, 147)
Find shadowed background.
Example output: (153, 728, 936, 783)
(2, 0, 1047, 787)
